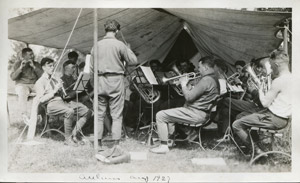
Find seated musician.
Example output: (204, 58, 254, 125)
(232, 49, 291, 154)
(67, 60, 114, 136)
(10, 48, 43, 120)
(61, 60, 92, 107)
(35, 57, 91, 146)
(68, 51, 80, 77)
(150, 56, 220, 154)
(217, 59, 265, 134)
(158, 59, 196, 111)
(229, 60, 248, 88)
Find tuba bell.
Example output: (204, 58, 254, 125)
(244, 62, 271, 94)
(130, 73, 161, 104)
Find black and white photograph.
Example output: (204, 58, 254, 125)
(1, 0, 300, 182)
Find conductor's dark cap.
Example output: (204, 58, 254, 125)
(104, 19, 121, 32)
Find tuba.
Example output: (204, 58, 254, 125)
(244, 62, 271, 94)
(260, 59, 272, 93)
(130, 68, 161, 104)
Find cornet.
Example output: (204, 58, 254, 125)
(226, 72, 241, 84)
(162, 72, 201, 83)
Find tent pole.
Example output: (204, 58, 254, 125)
(93, 8, 99, 154)
(283, 25, 288, 54)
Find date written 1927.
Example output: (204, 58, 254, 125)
(130, 175, 170, 183)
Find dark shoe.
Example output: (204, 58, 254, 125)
(73, 136, 86, 145)
(167, 139, 176, 148)
(254, 146, 268, 157)
(64, 136, 78, 147)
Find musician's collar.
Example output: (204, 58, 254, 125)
(202, 72, 215, 77)
(103, 34, 116, 40)
(41, 72, 52, 80)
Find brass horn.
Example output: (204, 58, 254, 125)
(245, 63, 270, 94)
(131, 75, 161, 104)
(245, 64, 261, 90)
(162, 72, 201, 83)
(226, 72, 241, 84)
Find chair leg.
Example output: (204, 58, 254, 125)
(250, 151, 291, 165)
(15, 125, 28, 143)
(198, 127, 205, 151)
(249, 129, 291, 165)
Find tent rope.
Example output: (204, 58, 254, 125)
(50, 8, 83, 81)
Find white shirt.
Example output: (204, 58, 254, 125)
(268, 73, 292, 118)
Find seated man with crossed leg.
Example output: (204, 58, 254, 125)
(35, 57, 92, 145)
(150, 56, 220, 154)
(232, 49, 292, 155)
(10, 48, 43, 121)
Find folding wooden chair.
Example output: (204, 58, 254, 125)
(249, 118, 291, 165)
(174, 95, 222, 150)
(39, 104, 65, 139)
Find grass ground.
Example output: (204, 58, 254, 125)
(7, 95, 291, 173)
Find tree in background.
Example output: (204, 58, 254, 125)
(8, 8, 61, 68)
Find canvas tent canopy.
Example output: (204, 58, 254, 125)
(8, 8, 291, 71)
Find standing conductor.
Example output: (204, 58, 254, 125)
(91, 19, 138, 149)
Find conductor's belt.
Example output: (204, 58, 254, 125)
(98, 73, 125, 77)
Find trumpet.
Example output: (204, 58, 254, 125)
(162, 72, 201, 83)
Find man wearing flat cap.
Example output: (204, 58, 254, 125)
(91, 19, 138, 151)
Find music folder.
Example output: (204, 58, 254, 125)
(73, 72, 90, 91)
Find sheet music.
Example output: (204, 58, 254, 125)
(140, 66, 158, 85)
(227, 83, 244, 92)
(84, 54, 91, 73)
(218, 79, 227, 95)
(73, 72, 90, 91)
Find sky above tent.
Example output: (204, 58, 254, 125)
(8, 8, 290, 68)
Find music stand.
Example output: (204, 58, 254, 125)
(131, 66, 159, 146)
(73, 72, 90, 92)
(212, 81, 246, 155)
(72, 72, 90, 137)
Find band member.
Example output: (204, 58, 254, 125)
(149, 59, 162, 72)
(231, 60, 248, 86)
(10, 48, 43, 120)
(68, 51, 79, 63)
(150, 56, 220, 154)
(35, 57, 91, 145)
(68, 51, 79, 77)
(61, 60, 92, 106)
(158, 59, 196, 111)
(217, 57, 269, 135)
(90, 19, 138, 149)
(232, 49, 291, 154)
(176, 59, 195, 74)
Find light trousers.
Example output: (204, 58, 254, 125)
(15, 83, 35, 116)
(97, 75, 125, 140)
(156, 107, 208, 141)
(232, 109, 288, 148)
